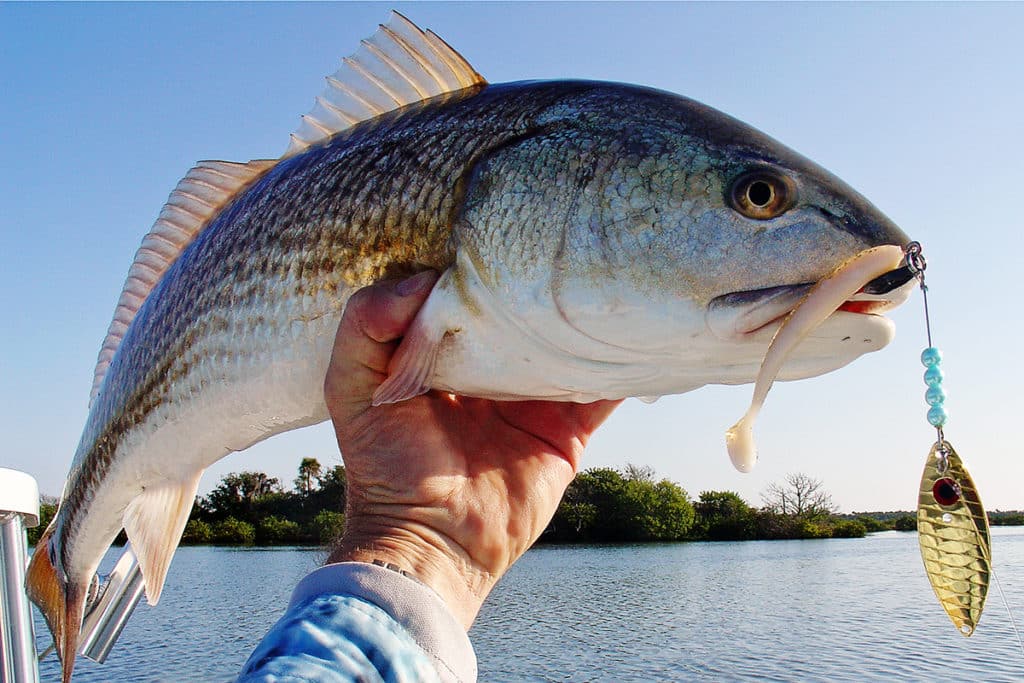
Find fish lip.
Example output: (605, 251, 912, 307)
(861, 264, 916, 295)
(707, 284, 813, 339)
(706, 265, 914, 340)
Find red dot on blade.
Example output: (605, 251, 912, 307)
(933, 478, 961, 507)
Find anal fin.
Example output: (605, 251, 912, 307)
(122, 471, 203, 605)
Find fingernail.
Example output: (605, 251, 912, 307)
(396, 270, 437, 296)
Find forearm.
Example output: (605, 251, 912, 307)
(329, 519, 496, 630)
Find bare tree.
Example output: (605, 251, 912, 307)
(761, 473, 837, 519)
(206, 471, 281, 517)
(623, 463, 655, 483)
(237, 471, 280, 502)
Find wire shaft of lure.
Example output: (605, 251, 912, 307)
(994, 563, 1024, 656)
(905, 241, 933, 347)
(906, 241, 944, 447)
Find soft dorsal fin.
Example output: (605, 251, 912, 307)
(89, 160, 274, 407)
(283, 11, 486, 157)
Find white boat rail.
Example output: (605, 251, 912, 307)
(0, 468, 40, 683)
(0, 469, 145, 683)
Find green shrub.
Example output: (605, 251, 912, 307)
(306, 510, 346, 544)
(795, 519, 831, 539)
(831, 520, 867, 538)
(892, 514, 918, 532)
(550, 467, 695, 542)
(693, 491, 756, 541)
(27, 502, 57, 546)
(257, 515, 302, 545)
(854, 516, 887, 533)
(990, 512, 1024, 526)
(211, 517, 256, 545)
(182, 519, 212, 544)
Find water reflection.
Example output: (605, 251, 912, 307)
(473, 529, 1024, 682)
(32, 530, 1024, 681)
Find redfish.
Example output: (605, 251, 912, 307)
(28, 13, 914, 680)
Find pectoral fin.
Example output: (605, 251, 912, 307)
(372, 300, 451, 405)
(122, 470, 203, 605)
(372, 266, 467, 405)
(372, 323, 444, 405)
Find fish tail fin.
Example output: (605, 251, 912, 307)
(26, 525, 86, 683)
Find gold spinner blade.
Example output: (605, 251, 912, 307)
(917, 440, 991, 636)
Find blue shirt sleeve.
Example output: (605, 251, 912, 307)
(236, 562, 477, 683)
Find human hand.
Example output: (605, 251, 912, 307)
(323, 271, 621, 628)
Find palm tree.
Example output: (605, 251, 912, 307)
(295, 457, 322, 496)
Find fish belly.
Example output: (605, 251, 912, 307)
(120, 285, 346, 479)
(61, 281, 348, 580)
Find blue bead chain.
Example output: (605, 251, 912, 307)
(907, 242, 948, 436)
(922, 347, 947, 427)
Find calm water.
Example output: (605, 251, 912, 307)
(33, 529, 1024, 681)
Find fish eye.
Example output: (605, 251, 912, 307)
(728, 171, 796, 220)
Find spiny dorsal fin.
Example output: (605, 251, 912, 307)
(283, 11, 487, 157)
(90, 13, 483, 406)
(89, 160, 275, 407)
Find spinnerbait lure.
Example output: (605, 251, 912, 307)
(908, 241, 991, 636)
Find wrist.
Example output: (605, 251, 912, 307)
(327, 521, 494, 630)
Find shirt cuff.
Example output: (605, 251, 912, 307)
(290, 562, 478, 683)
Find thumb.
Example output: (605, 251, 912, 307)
(323, 271, 439, 418)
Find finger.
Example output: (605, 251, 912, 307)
(356, 270, 440, 346)
(569, 399, 623, 441)
(554, 399, 623, 473)
(324, 271, 439, 411)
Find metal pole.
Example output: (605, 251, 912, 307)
(0, 469, 40, 683)
(78, 546, 144, 663)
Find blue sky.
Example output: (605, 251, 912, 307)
(2, 2, 1022, 514)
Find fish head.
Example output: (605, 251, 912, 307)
(540, 84, 917, 394)
(696, 125, 916, 385)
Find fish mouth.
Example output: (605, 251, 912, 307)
(707, 264, 916, 341)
